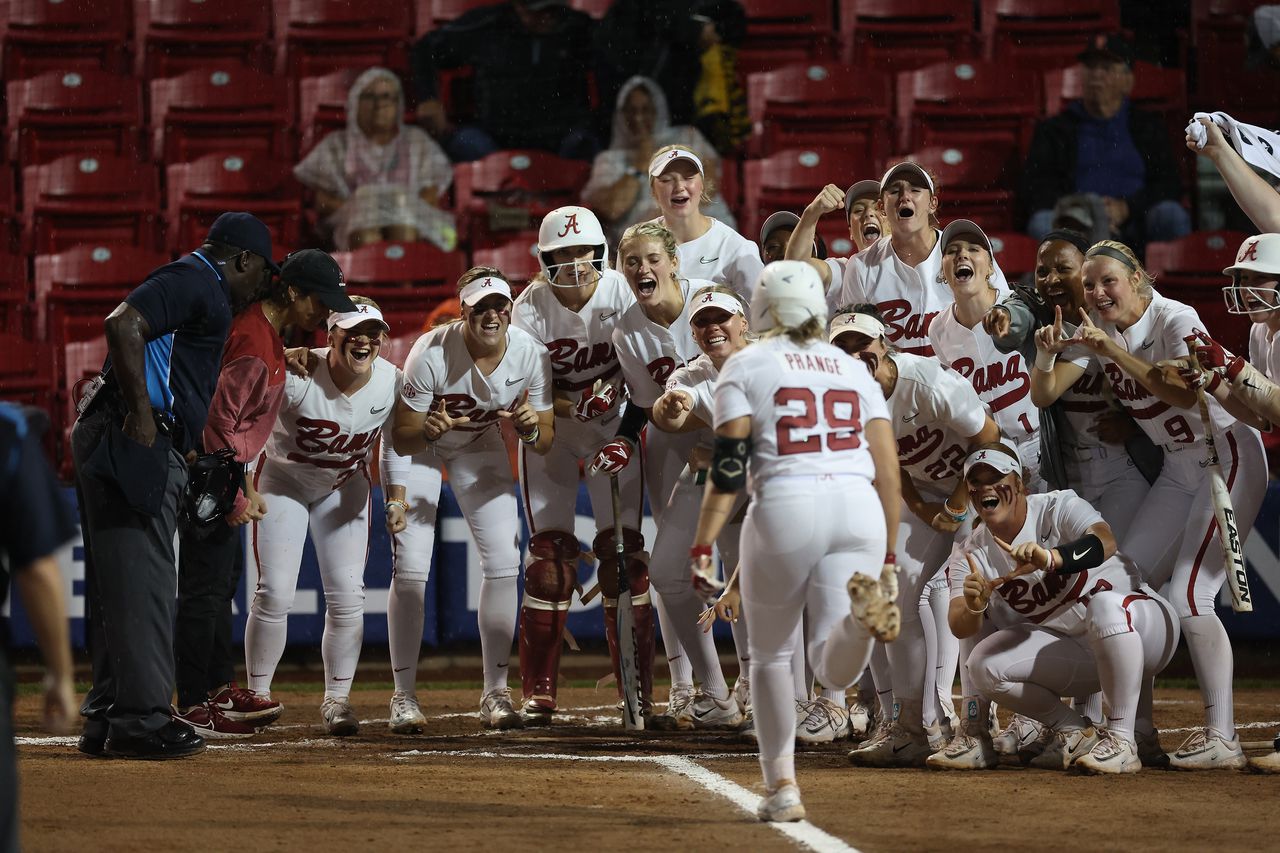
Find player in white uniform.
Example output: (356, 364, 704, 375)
(831, 307, 1001, 767)
(244, 298, 401, 735)
(386, 269, 554, 732)
(688, 261, 901, 822)
(1032, 240, 1268, 770)
(510, 205, 655, 723)
(934, 443, 1180, 773)
(647, 145, 763, 302)
(786, 179, 889, 315)
(832, 162, 1008, 356)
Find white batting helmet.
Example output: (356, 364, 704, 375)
(1223, 233, 1280, 314)
(750, 261, 827, 333)
(537, 205, 609, 286)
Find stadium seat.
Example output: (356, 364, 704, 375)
(1043, 61, 1188, 117)
(895, 59, 1042, 155)
(567, 0, 612, 19)
(741, 147, 866, 238)
(416, 0, 494, 32)
(22, 155, 162, 254)
(0, 332, 56, 440)
(893, 145, 1017, 232)
(275, 0, 413, 79)
(0, 0, 131, 78)
(164, 154, 302, 255)
(471, 234, 542, 291)
(1145, 230, 1252, 354)
(0, 251, 28, 336)
(149, 65, 295, 163)
(379, 333, 422, 369)
(331, 242, 468, 337)
(453, 150, 591, 247)
(839, 0, 977, 71)
(298, 69, 361, 158)
(133, 0, 274, 78)
(738, 0, 839, 74)
(6, 69, 144, 165)
(33, 245, 170, 343)
(58, 335, 109, 477)
(0, 168, 16, 254)
(987, 231, 1040, 278)
(1190, 0, 1280, 125)
(746, 63, 893, 162)
(980, 0, 1121, 69)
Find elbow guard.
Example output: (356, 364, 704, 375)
(1056, 533, 1105, 575)
(710, 435, 750, 491)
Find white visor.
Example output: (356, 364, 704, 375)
(328, 303, 389, 332)
(828, 312, 885, 344)
(459, 275, 514, 307)
(649, 147, 704, 178)
(963, 446, 1022, 479)
(690, 289, 746, 320)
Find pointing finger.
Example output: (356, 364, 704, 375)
(991, 535, 1014, 555)
(1078, 307, 1096, 327)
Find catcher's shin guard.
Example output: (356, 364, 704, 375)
(594, 528, 654, 708)
(518, 530, 580, 710)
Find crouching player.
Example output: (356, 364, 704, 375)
(935, 443, 1179, 773)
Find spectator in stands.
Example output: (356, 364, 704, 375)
(1021, 33, 1189, 251)
(583, 76, 735, 246)
(295, 67, 456, 252)
(411, 0, 599, 162)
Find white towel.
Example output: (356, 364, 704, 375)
(1187, 111, 1280, 180)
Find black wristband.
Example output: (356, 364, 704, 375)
(615, 400, 648, 444)
(1056, 532, 1105, 575)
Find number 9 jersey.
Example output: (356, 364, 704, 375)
(713, 336, 889, 490)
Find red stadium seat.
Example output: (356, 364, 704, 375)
(0, 168, 16, 254)
(149, 65, 294, 163)
(0, 333, 56, 438)
(742, 147, 866, 239)
(33, 245, 169, 343)
(987, 231, 1040, 278)
(379, 333, 422, 369)
(471, 234, 542, 291)
(738, 0, 839, 74)
(22, 155, 162, 254)
(56, 335, 109, 476)
(1145, 230, 1252, 354)
(331, 241, 468, 337)
(453, 150, 591, 247)
(0, 252, 28, 336)
(746, 63, 893, 162)
(0, 0, 131, 78)
(165, 154, 302, 255)
(5, 69, 143, 165)
(275, 0, 413, 79)
(839, 0, 977, 71)
(133, 0, 274, 78)
(980, 0, 1121, 69)
(298, 69, 361, 158)
(567, 0, 612, 19)
(1190, 0, 1280, 125)
(895, 59, 1042, 155)
(1043, 61, 1187, 117)
(893, 145, 1017, 232)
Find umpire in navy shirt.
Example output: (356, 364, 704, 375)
(72, 212, 276, 760)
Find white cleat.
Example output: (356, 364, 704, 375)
(795, 698, 850, 744)
(848, 721, 932, 767)
(738, 712, 757, 741)
(1030, 726, 1099, 771)
(1248, 749, 1280, 774)
(665, 683, 697, 730)
(848, 573, 900, 642)
(1168, 728, 1247, 770)
(388, 691, 427, 734)
(1076, 730, 1141, 775)
(688, 691, 745, 730)
(993, 713, 1043, 757)
(320, 696, 359, 737)
(847, 700, 872, 739)
(480, 687, 525, 730)
(926, 728, 998, 770)
(925, 718, 955, 751)
(756, 783, 805, 823)
(733, 675, 751, 717)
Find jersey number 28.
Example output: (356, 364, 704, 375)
(774, 388, 862, 455)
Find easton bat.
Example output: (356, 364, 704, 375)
(611, 473, 644, 729)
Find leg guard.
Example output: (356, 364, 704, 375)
(518, 530, 579, 711)
(595, 528, 654, 708)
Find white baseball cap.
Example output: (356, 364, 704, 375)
(828, 311, 885, 344)
(1223, 234, 1280, 276)
(963, 444, 1023, 479)
(328, 302, 390, 332)
(879, 161, 935, 194)
(459, 274, 514, 307)
(690, 288, 746, 321)
(649, 147, 704, 178)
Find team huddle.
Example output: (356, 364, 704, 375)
(227, 144, 1280, 824)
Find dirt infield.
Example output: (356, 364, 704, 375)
(11, 679, 1280, 853)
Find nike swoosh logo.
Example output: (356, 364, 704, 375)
(699, 256, 719, 264)
(1140, 339, 1154, 350)
(333, 676, 352, 682)
(210, 698, 234, 710)
(497, 663, 508, 669)
(892, 743, 911, 753)
(1244, 378, 1260, 389)
(1072, 547, 1089, 560)
(371, 406, 387, 414)
(506, 377, 524, 386)
(599, 311, 617, 321)
(901, 412, 919, 422)
(393, 666, 410, 673)
(250, 672, 269, 678)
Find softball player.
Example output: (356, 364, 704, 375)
(936, 443, 1180, 773)
(688, 261, 901, 822)
(243, 298, 401, 736)
(831, 307, 1001, 767)
(648, 145, 763, 302)
(832, 162, 1008, 356)
(511, 205, 661, 723)
(386, 269, 554, 732)
(1032, 240, 1267, 770)
(785, 179, 889, 299)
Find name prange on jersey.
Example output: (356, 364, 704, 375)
(783, 353, 845, 374)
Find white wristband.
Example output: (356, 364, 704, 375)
(1035, 348, 1057, 372)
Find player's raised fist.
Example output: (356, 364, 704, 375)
(807, 183, 846, 216)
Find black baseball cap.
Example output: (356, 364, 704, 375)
(206, 211, 281, 273)
(1079, 33, 1135, 68)
(280, 250, 358, 312)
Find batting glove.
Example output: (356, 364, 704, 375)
(689, 545, 724, 599)
(574, 383, 618, 422)
(588, 437, 633, 476)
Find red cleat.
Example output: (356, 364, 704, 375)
(208, 683, 284, 726)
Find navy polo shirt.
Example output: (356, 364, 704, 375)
(106, 252, 233, 453)
(1073, 100, 1145, 201)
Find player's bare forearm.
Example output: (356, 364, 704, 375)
(1030, 359, 1086, 408)
(900, 472, 927, 518)
(1204, 141, 1280, 233)
(14, 556, 73, 685)
(1226, 359, 1280, 429)
(1217, 380, 1272, 431)
(528, 409, 556, 455)
(391, 398, 431, 456)
(103, 303, 154, 420)
(948, 596, 983, 639)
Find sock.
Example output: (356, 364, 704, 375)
(815, 614, 874, 694)
(918, 591, 939, 728)
(870, 642, 893, 719)
(653, 590, 693, 689)
(479, 575, 519, 694)
(789, 621, 809, 701)
(752, 657, 799, 789)
(243, 603, 288, 696)
(1092, 631, 1144, 743)
(387, 577, 426, 694)
(1181, 613, 1236, 739)
(730, 609, 750, 684)
(322, 597, 364, 700)
(930, 580, 960, 724)
(663, 586, 730, 700)
(1073, 692, 1103, 726)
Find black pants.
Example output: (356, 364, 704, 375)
(174, 519, 243, 709)
(1, 652, 17, 853)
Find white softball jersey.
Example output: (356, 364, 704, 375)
(660, 217, 763, 304)
(1249, 321, 1280, 383)
(714, 337, 889, 491)
(611, 278, 709, 408)
(399, 321, 553, 453)
(888, 352, 990, 492)
(666, 353, 719, 430)
(945, 489, 1140, 637)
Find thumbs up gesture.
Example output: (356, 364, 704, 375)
(424, 398, 470, 441)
